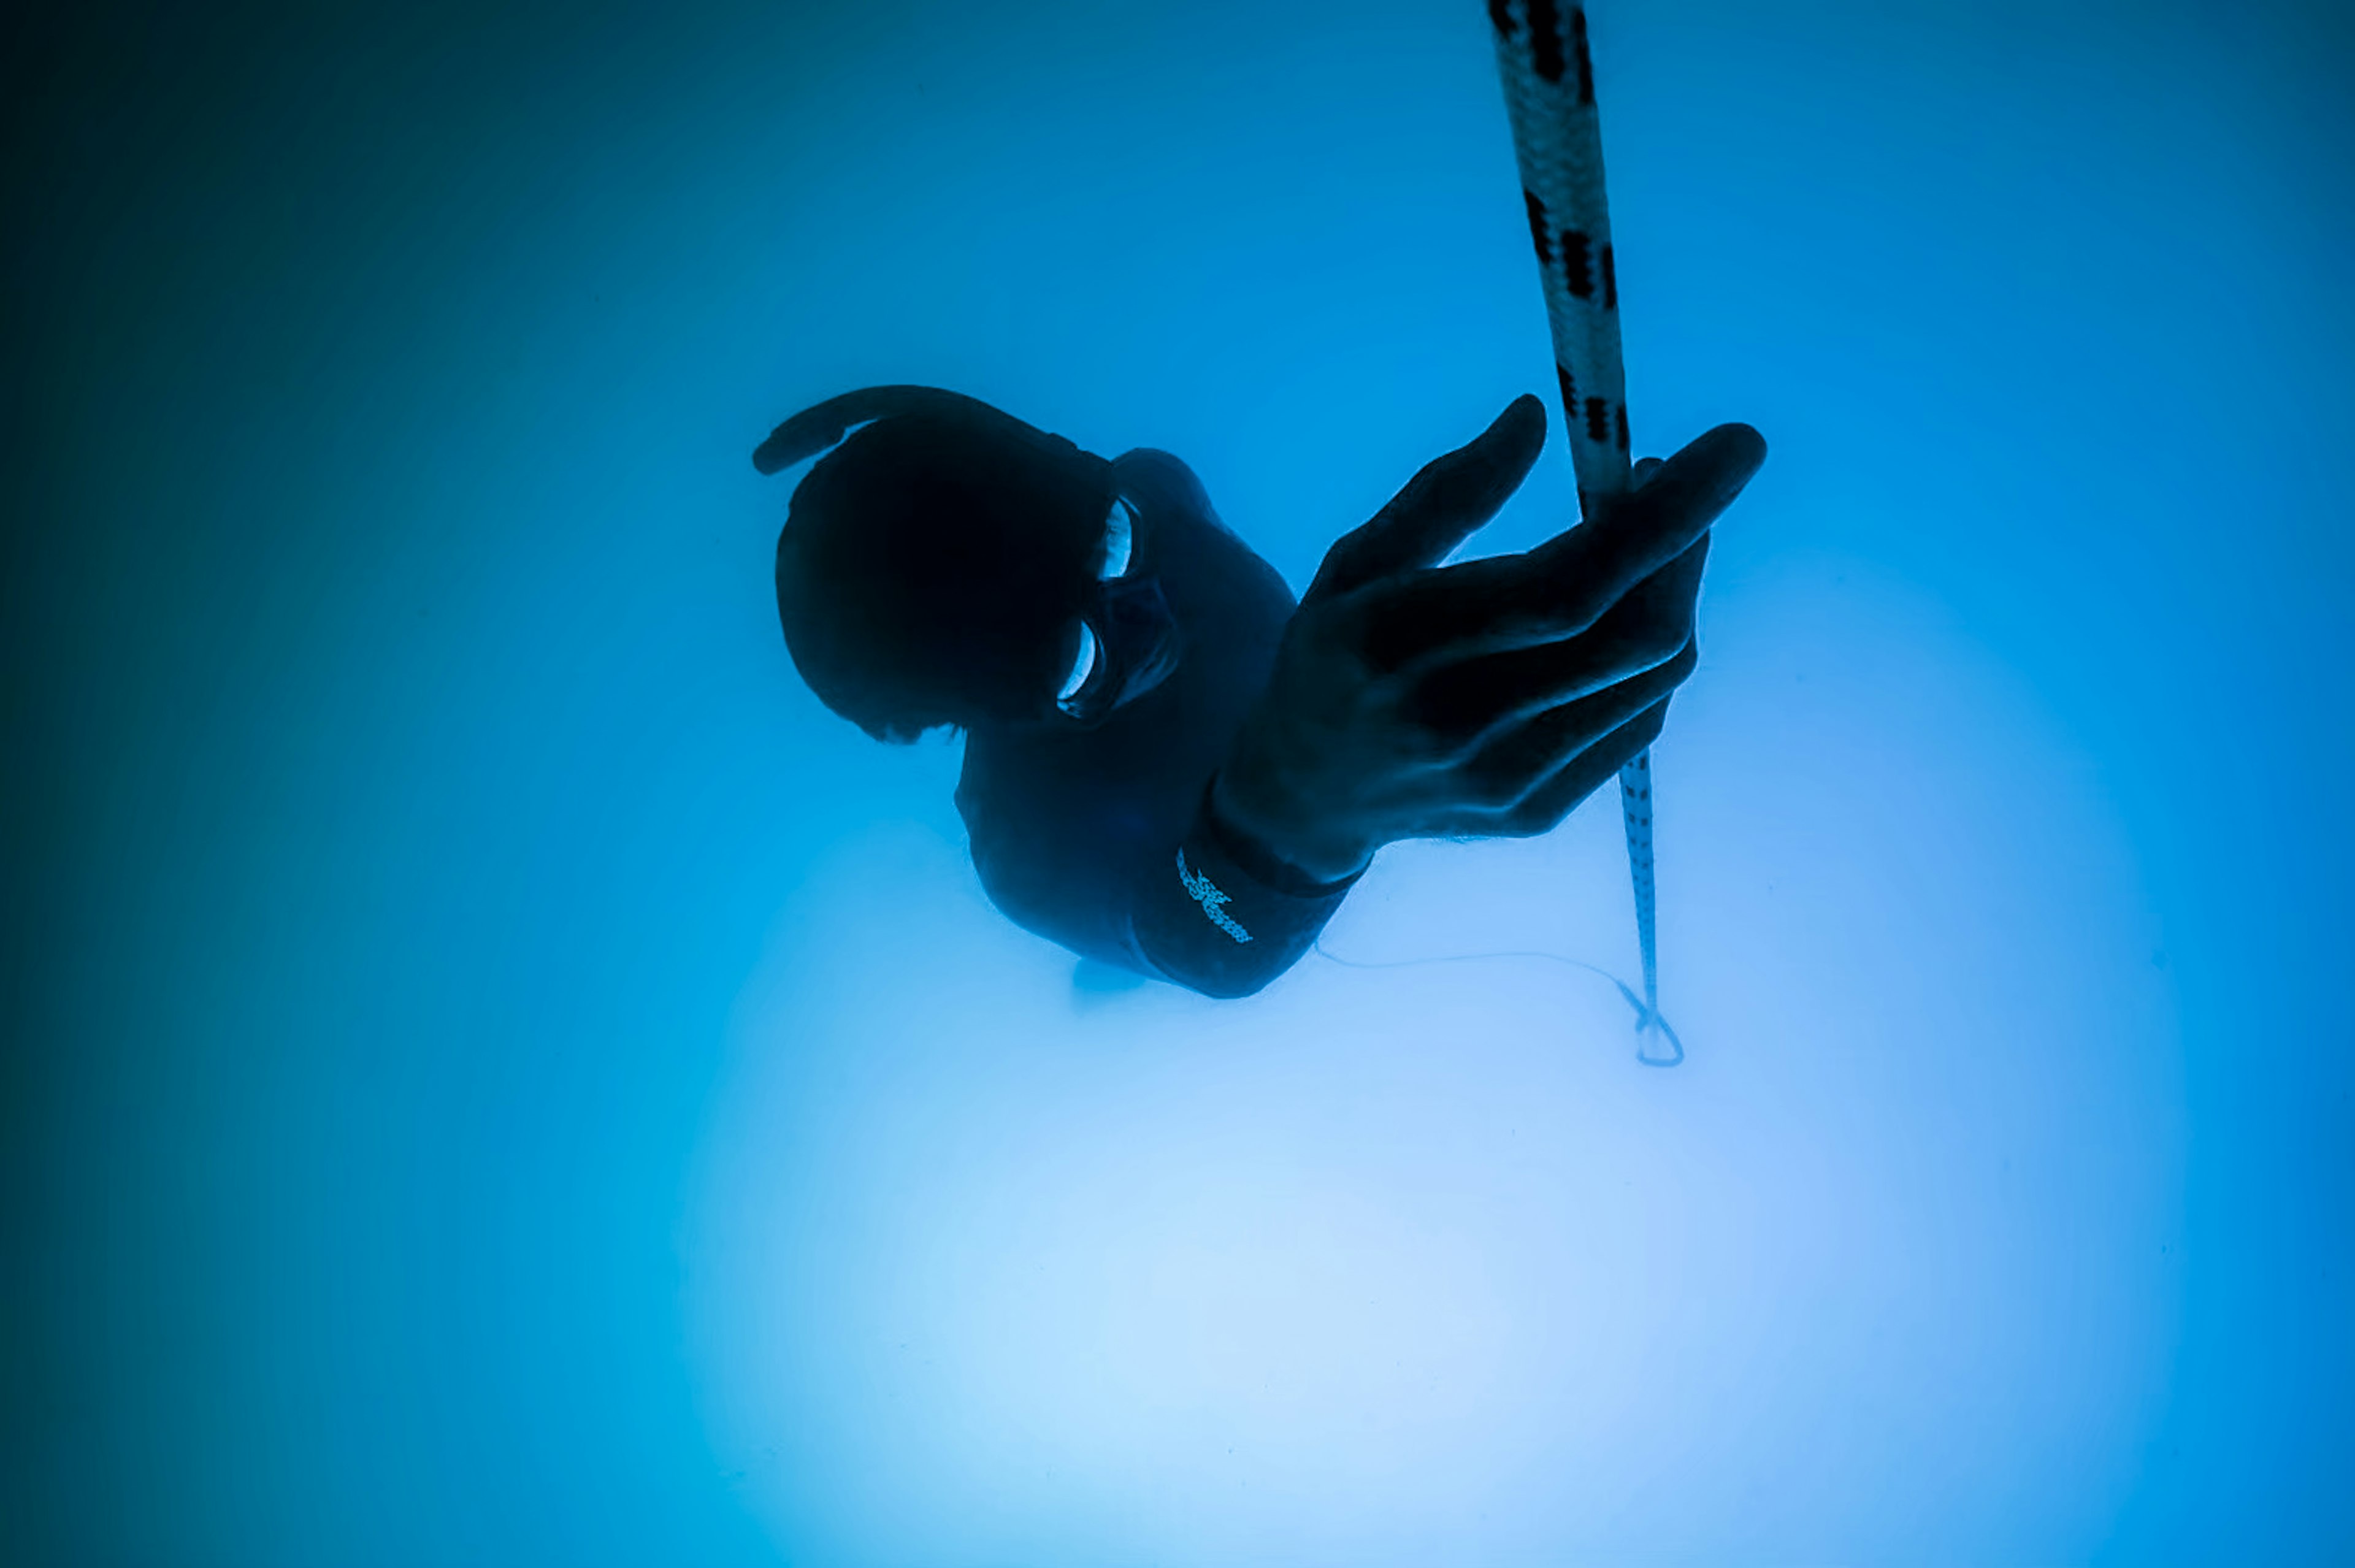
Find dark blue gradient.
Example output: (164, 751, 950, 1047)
(6, 1, 2350, 1562)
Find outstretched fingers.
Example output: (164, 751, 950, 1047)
(1484, 694, 1675, 838)
(1361, 421, 1763, 671)
(1449, 631, 1694, 810)
(1303, 395, 1547, 606)
(1407, 531, 1707, 743)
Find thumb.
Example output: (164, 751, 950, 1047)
(1303, 394, 1546, 605)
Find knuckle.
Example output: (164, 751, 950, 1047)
(1498, 763, 1581, 835)
(1453, 735, 1529, 808)
(1466, 763, 1528, 811)
(1502, 797, 1566, 838)
(1355, 604, 1428, 681)
(1413, 725, 1467, 766)
(1634, 623, 1688, 668)
(1629, 626, 1686, 668)
(1384, 714, 1451, 770)
(1401, 681, 1482, 763)
(1631, 606, 1696, 666)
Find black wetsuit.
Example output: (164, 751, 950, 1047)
(954, 449, 1363, 998)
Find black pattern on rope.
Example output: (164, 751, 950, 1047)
(1527, 0, 1567, 82)
(1560, 229, 1593, 298)
(1524, 189, 1552, 266)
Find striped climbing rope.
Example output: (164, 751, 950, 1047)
(1487, 1, 1678, 1066)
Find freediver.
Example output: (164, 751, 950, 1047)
(755, 386, 1764, 999)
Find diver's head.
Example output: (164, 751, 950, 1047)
(772, 396, 1151, 743)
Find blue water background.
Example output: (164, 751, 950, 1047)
(6, 1, 2350, 1562)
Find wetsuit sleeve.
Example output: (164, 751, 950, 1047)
(1121, 776, 1367, 999)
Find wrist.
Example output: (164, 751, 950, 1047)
(1204, 772, 1373, 889)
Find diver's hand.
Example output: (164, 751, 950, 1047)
(1211, 394, 1766, 884)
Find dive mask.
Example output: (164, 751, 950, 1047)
(1055, 494, 1181, 726)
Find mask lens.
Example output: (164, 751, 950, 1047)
(1054, 494, 1178, 727)
(1055, 622, 1100, 713)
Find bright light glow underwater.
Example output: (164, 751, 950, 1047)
(7, 1, 2353, 1565)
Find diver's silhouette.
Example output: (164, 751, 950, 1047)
(757, 385, 1763, 998)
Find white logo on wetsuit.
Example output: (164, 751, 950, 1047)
(1176, 849, 1252, 944)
